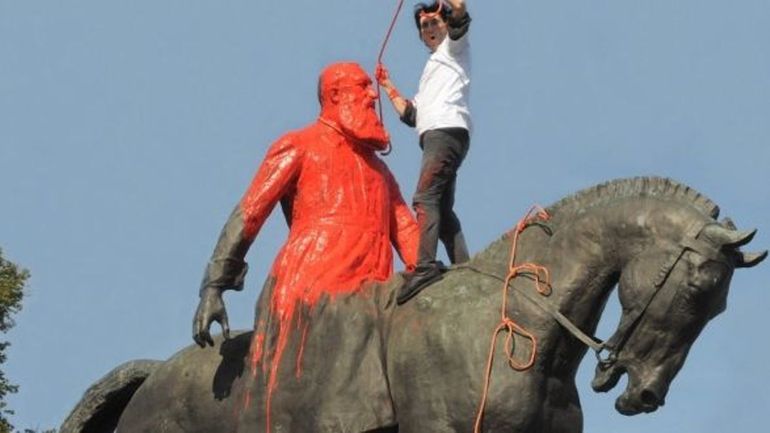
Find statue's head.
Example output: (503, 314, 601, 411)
(592, 215, 766, 415)
(318, 62, 389, 151)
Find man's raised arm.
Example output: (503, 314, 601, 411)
(447, 0, 466, 19)
(446, 0, 471, 43)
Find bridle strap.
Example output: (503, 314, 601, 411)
(602, 247, 687, 357)
(602, 221, 724, 363)
(517, 281, 606, 352)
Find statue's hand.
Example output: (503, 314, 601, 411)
(192, 287, 230, 348)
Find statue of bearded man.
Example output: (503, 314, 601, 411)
(193, 62, 419, 432)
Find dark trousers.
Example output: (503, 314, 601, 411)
(413, 127, 470, 267)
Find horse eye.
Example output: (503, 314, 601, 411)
(690, 262, 726, 290)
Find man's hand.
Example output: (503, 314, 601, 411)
(444, 0, 467, 19)
(376, 63, 403, 101)
(375, 63, 392, 86)
(192, 287, 231, 347)
(375, 62, 409, 118)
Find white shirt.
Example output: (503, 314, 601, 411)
(413, 30, 472, 136)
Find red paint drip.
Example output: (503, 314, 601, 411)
(296, 322, 310, 379)
(264, 303, 293, 433)
(250, 331, 265, 375)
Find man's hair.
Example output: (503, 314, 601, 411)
(413, 1, 451, 33)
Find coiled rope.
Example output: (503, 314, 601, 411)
(473, 205, 552, 432)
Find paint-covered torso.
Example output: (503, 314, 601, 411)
(268, 122, 397, 308)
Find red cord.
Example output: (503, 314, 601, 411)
(375, 0, 405, 156)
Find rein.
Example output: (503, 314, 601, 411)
(458, 265, 606, 353)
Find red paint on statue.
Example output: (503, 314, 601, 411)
(237, 63, 419, 432)
(249, 331, 265, 374)
(295, 322, 309, 379)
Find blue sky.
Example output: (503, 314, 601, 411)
(1, 1, 768, 431)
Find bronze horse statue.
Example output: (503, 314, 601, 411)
(61, 177, 766, 433)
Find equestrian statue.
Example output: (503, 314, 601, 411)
(60, 177, 766, 433)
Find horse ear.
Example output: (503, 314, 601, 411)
(719, 217, 737, 230)
(701, 224, 757, 248)
(736, 250, 768, 268)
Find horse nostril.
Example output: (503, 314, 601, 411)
(640, 389, 660, 407)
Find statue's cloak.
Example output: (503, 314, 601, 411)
(235, 276, 402, 433)
(195, 119, 421, 432)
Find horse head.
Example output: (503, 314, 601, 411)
(591, 217, 766, 415)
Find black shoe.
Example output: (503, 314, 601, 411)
(397, 264, 443, 305)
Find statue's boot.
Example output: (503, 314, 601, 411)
(397, 262, 445, 305)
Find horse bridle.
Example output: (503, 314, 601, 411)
(594, 221, 730, 368)
(460, 220, 730, 369)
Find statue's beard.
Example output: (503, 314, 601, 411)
(337, 103, 390, 151)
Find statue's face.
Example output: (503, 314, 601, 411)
(323, 64, 389, 150)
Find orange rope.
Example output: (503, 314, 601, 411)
(473, 205, 551, 433)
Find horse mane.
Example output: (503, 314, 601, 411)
(546, 176, 720, 221)
(473, 177, 720, 263)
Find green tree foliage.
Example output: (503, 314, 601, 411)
(0, 249, 28, 433)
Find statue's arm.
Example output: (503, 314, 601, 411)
(193, 135, 303, 347)
(385, 169, 419, 270)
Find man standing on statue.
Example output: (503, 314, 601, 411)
(192, 62, 419, 431)
(376, 0, 472, 305)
